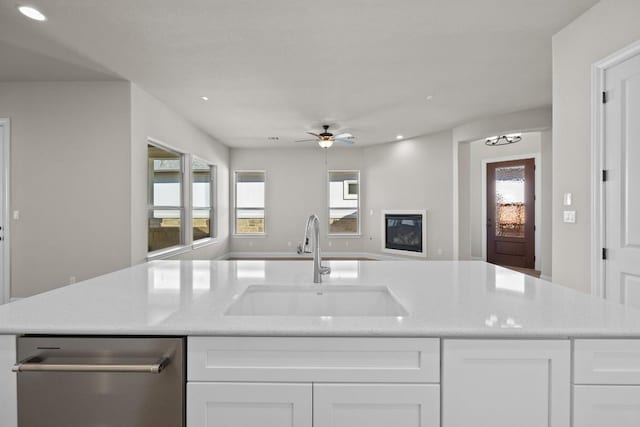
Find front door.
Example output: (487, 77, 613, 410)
(603, 52, 640, 308)
(487, 158, 535, 269)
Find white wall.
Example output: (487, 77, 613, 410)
(0, 82, 132, 298)
(130, 84, 230, 263)
(362, 131, 454, 259)
(229, 131, 455, 259)
(229, 147, 365, 254)
(552, 0, 640, 292)
(468, 132, 541, 259)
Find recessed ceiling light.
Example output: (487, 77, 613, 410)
(396, 135, 404, 140)
(200, 96, 209, 101)
(18, 5, 46, 21)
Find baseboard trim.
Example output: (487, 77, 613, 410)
(540, 274, 552, 282)
(221, 251, 413, 261)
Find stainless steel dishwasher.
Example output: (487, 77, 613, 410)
(13, 336, 185, 427)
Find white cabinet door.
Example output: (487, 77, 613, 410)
(0, 336, 16, 427)
(313, 383, 439, 427)
(574, 386, 640, 427)
(442, 340, 570, 427)
(187, 382, 311, 427)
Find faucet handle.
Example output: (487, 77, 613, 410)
(296, 243, 304, 254)
(320, 265, 331, 275)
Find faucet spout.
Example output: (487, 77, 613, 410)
(297, 214, 331, 283)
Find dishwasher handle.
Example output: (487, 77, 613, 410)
(12, 356, 170, 373)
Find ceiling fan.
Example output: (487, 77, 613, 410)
(296, 125, 355, 148)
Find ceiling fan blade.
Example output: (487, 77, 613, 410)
(334, 139, 355, 146)
(333, 133, 353, 139)
(306, 132, 320, 137)
(295, 139, 317, 143)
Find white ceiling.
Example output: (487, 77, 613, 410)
(0, 0, 598, 147)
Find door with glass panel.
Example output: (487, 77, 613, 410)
(486, 159, 535, 268)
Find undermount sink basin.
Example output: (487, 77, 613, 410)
(225, 285, 408, 317)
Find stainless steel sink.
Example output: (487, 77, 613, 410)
(225, 284, 408, 317)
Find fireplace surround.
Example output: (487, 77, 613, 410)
(381, 210, 427, 257)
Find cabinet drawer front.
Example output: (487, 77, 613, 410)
(574, 386, 640, 427)
(314, 384, 439, 427)
(574, 340, 640, 384)
(187, 382, 312, 427)
(188, 337, 439, 382)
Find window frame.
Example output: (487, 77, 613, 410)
(191, 156, 216, 244)
(327, 169, 361, 236)
(233, 170, 267, 236)
(147, 138, 219, 259)
(147, 140, 187, 256)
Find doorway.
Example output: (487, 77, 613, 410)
(486, 158, 535, 269)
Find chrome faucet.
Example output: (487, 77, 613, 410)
(297, 214, 331, 283)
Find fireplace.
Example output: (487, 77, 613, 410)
(382, 210, 427, 257)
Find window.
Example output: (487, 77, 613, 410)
(192, 158, 215, 242)
(148, 144, 183, 252)
(329, 170, 360, 234)
(235, 171, 265, 234)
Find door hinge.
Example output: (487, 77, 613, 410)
(602, 91, 608, 104)
(602, 169, 608, 182)
(602, 248, 608, 260)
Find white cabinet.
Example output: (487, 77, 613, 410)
(574, 339, 640, 384)
(187, 382, 312, 427)
(188, 337, 439, 383)
(442, 340, 570, 427)
(187, 337, 441, 427)
(314, 384, 439, 427)
(574, 386, 640, 427)
(573, 340, 640, 426)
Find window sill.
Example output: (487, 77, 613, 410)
(192, 238, 219, 250)
(232, 233, 268, 238)
(147, 245, 192, 261)
(328, 234, 362, 239)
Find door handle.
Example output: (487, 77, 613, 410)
(12, 356, 170, 373)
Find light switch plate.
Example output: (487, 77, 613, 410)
(563, 210, 576, 223)
(563, 192, 572, 206)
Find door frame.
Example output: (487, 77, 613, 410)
(0, 118, 10, 304)
(482, 153, 541, 271)
(591, 39, 640, 297)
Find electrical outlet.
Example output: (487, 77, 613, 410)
(12, 210, 19, 220)
(563, 211, 576, 223)
(69, 276, 76, 284)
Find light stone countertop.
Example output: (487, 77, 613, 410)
(1, 260, 640, 337)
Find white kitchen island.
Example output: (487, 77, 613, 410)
(2, 260, 640, 426)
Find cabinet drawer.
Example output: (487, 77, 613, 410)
(188, 337, 439, 383)
(574, 386, 640, 426)
(574, 340, 640, 384)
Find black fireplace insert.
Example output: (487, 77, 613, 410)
(385, 214, 423, 253)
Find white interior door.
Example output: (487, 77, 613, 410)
(604, 53, 640, 307)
